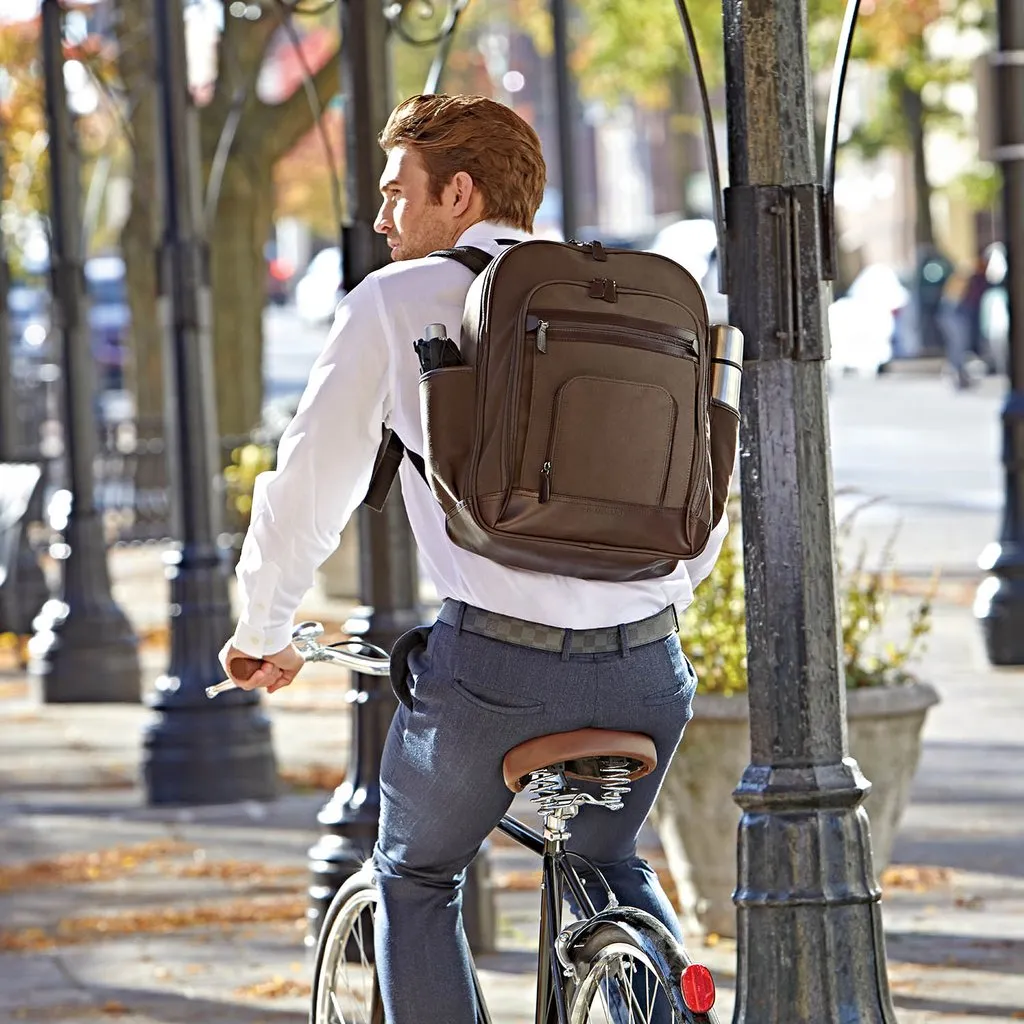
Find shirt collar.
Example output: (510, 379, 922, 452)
(455, 220, 532, 247)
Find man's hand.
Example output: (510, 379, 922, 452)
(222, 643, 304, 694)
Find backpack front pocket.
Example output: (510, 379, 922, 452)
(539, 376, 677, 507)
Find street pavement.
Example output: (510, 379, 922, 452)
(2, 373, 1023, 1022)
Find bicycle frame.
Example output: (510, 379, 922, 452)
(479, 812, 601, 1024)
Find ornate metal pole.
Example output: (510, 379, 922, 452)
(306, 0, 417, 939)
(720, 0, 896, 1017)
(975, 0, 1024, 664)
(141, 0, 278, 804)
(306, 1, 495, 952)
(32, 0, 141, 702)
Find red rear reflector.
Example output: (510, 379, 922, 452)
(681, 963, 716, 1014)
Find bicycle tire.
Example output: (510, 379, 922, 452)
(567, 918, 721, 1024)
(310, 868, 385, 1024)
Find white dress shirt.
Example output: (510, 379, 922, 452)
(230, 220, 728, 657)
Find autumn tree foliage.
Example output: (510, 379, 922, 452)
(506, 0, 995, 248)
(0, 13, 124, 265)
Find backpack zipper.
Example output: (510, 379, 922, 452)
(526, 316, 697, 360)
(539, 460, 552, 503)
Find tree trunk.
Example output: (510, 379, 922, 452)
(208, 157, 274, 442)
(668, 68, 697, 218)
(899, 78, 935, 249)
(114, 0, 163, 424)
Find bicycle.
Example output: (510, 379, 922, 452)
(209, 621, 720, 1024)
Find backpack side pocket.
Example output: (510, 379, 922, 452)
(420, 365, 477, 516)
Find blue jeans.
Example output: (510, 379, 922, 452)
(373, 606, 698, 1023)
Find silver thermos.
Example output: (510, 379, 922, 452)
(709, 324, 744, 413)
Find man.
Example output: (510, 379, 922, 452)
(221, 94, 726, 1023)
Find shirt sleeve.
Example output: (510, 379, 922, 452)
(229, 275, 394, 657)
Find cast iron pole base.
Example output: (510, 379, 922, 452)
(142, 544, 278, 805)
(306, 603, 420, 942)
(733, 760, 896, 1023)
(29, 510, 141, 703)
(975, 540, 1024, 664)
(976, 392, 1024, 664)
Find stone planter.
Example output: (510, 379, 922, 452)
(651, 682, 940, 939)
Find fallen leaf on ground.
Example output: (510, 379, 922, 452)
(0, 841, 194, 893)
(278, 764, 346, 791)
(101, 1002, 129, 1015)
(0, 896, 306, 950)
(171, 859, 306, 884)
(234, 976, 311, 999)
(954, 894, 984, 910)
(880, 865, 952, 892)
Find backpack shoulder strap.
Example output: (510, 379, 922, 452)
(428, 245, 494, 276)
(362, 429, 427, 513)
(362, 241, 519, 511)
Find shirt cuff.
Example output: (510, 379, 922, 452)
(230, 619, 296, 659)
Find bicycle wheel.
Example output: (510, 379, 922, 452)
(310, 869, 385, 1024)
(568, 920, 720, 1024)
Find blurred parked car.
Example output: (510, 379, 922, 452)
(699, 249, 729, 323)
(648, 218, 719, 282)
(645, 218, 730, 323)
(828, 264, 908, 377)
(295, 246, 344, 325)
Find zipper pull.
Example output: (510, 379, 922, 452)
(539, 461, 552, 503)
(536, 320, 548, 353)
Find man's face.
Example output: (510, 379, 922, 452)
(374, 146, 457, 261)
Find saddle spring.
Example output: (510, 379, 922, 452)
(528, 766, 580, 814)
(597, 757, 633, 811)
(527, 758, 635, 817)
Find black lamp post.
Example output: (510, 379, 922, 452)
(141, 0, 278, 805)
(718, 0, 896, 1016)
(306, 0, 417, 939)
(975, 0, 1024, 664)
(32, 0, 141, 702)
(306, 0, 499, 952)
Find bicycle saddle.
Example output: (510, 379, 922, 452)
(502, 728, 657, 793)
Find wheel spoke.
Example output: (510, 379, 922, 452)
(313, 887, 381, 1024)
(571, 940, 677, 1024)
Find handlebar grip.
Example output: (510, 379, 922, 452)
(227, 655, 261, 681)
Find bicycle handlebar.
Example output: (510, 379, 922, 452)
(205, 620, 391, 699)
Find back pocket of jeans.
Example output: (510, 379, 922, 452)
(450, 677, 545, 716)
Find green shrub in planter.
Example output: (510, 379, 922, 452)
(679, 502, 935, 693)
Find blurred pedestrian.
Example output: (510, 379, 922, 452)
(959, 252, 995, 373)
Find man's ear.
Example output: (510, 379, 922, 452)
(450, 171, 475, 216)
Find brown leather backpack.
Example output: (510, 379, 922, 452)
(364, 238, 742, 582)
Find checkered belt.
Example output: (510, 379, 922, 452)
(436, 600, 678, 655)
